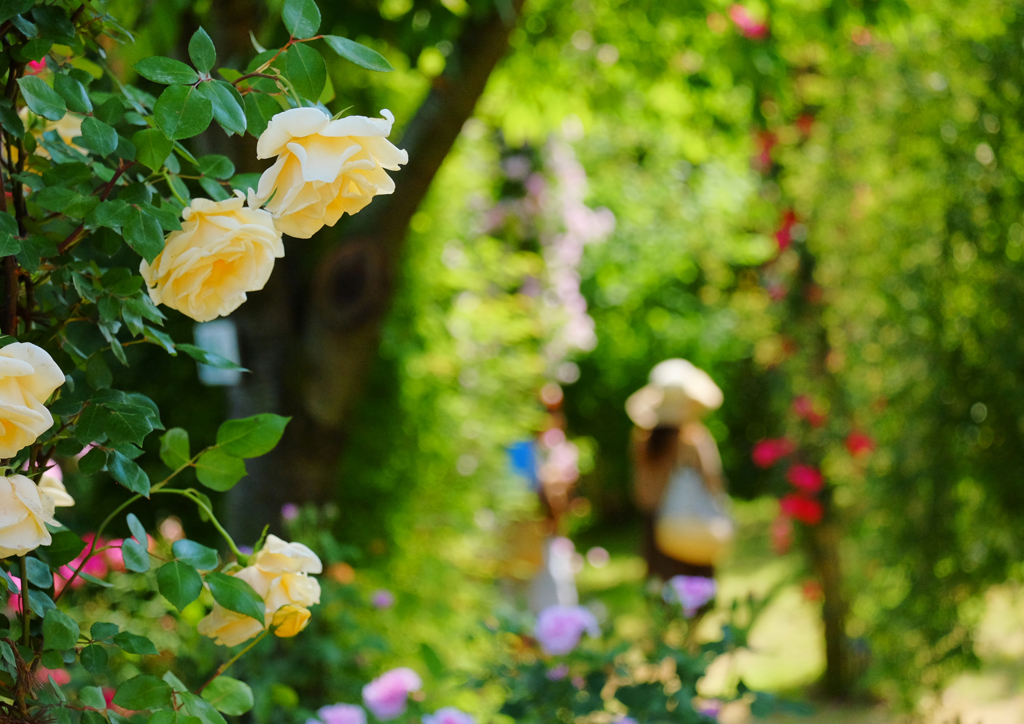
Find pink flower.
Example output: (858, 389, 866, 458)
(615, 719, 639, 724)
(780, 495, 823, 525)
(422, 708, 476, 724)
(665, 576, 717, 617)
(751, 438, 795, 468)
(786, 464, 824, 493)
(362, 668, 422, 720)
(774, 209, 798, 251)
(281, 503, 300, 521)
(534, 605, 599, 655)
(546, 663, 569, 681)
(26, 60, 47, 75)
(846, 431, 874, 457)
(371, 590, 395, 609)
(728, 5, 768, 39)
(311, 704, 367, 724)
(697, 699, 722, 719)
(35, 667, 71, 685)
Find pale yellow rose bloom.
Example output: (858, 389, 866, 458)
(38, 473, 74, 507)
(196, 565, 271, 647)
(0, 474, 59, 558)
(254, 534, 322, 574)
(271, 604, 311, 638)
(248, 107, 408, 239)
(15, 109, 83, 161)
(0, 342, 64, 457)
(139, 194, 284, 323)
(197, 559, 320, 647)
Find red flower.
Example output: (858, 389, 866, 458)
(780, 494, 823, 525)
(795, 114, 815, 137)
(775, 209, 798, 251)
(846, 431, 875, 457)
(802, 580, 824, 601)
(752, 438, 796, 468)
(792, 395, 827, 427)
(728, 5, 768, 39)
(786, 464, 824, 493)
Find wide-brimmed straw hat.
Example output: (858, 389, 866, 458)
(625, 359, 723, 429)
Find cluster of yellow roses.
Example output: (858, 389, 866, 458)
(141, 107, 408, 323)
(198, 534, 323, 645)
(0, 342, 72, 558)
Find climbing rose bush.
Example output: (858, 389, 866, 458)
(534, 604, 600, 655)
(0, 0, 403, 720)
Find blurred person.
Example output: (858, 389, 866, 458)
(627, 359, 734, 579)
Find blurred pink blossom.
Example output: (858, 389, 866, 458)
(546, 663, 569, 681)
(35, 667, 71, 685)
(666, 575, 717, 617)
(281, 503, 300, 521)
(422, 708, 475, 724)
(371, 590, 395, 609)
(362, 668, 422, 720)
(786, 464, 824, 493)
(751, 438, 795, 468)
(310, 704, 367, 724)
(534, 605, 599, 655)
(728, 5, 768, 39)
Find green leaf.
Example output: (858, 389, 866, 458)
(113, 675, 173, 711)
(53, 73, 92, 113)
(0, 1, 33, 25)
(154, 84, 213, 140)
(111, 630, 157, 655)
(172, 539, 219, 570)
(160, 427, 190, 469)
(178, 343, 247, 371)
(189, 27, 217, 73)
(195, 448, 247, 492)
(243, 92, 280, 137)
(157, 561, 202, 612)
(199, 177, 230, 201)
(92, 622, 120, 640)
(202, 677, 254, 716)
(78, 447, 107, 475)
(25, 557, 53, 587)
(323, 36, 394, 72)
(0, 97, 25, 137)
(37, 531, 86, 568)
(124, 206, 165, 263)
(86, 353, 112, 389)
(18, 76, 66, 121)
(196, 80, 246, 136)
(284, 43, 327, 101)
(80, 645, 108, 674)
(198, 154, 235, 180)
(80, 117, 118, 157)
(126, 512, 147, 543)
(135, 57, 200, 85)
(42, 609, 80, 651)
(282, 0, 320, 38)
(121, 537, 150, 573)
(104, 402, 156, 446)
(131, 128, 173, 172)
(108, 451, 151, 496)
(0, 213, 17, 257)
(205, 571, 265, 623)
(216, 414, 290, 458)
(180, 692, 228, 724)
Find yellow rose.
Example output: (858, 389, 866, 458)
(254, 534, 323, 574)
(0, 474, 59, 558)
(0, 342, 64, 457)
(197, 549, 321, 647)
(38, 471, 74, 508)
(139, 194, 284, 323)
(197, 565, 271, 647)
(271, 604, 311, 638)
(248, 107, 408, 239)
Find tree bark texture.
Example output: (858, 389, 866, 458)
(222, 2, 526, 540)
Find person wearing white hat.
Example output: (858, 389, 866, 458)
(627, 359, 734, 579)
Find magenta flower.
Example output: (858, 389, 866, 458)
(422, 708, 475, 724)
(534, 605, 599, 655)
(546, 663, 569, 681)
(281, 503, 300, 521)
(362, 668, 422, 721)
(371, 589, 395, 609)
(786, 464, 824, 493)
(751, 438, 796, 468)
(666, 576, 717, 617)
(309, 704, 367, 724)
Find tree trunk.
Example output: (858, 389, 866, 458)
(223, 1, 526, 540)
(808, 520, 849, 699)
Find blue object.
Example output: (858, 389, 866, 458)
(508, 440, 539, 490)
